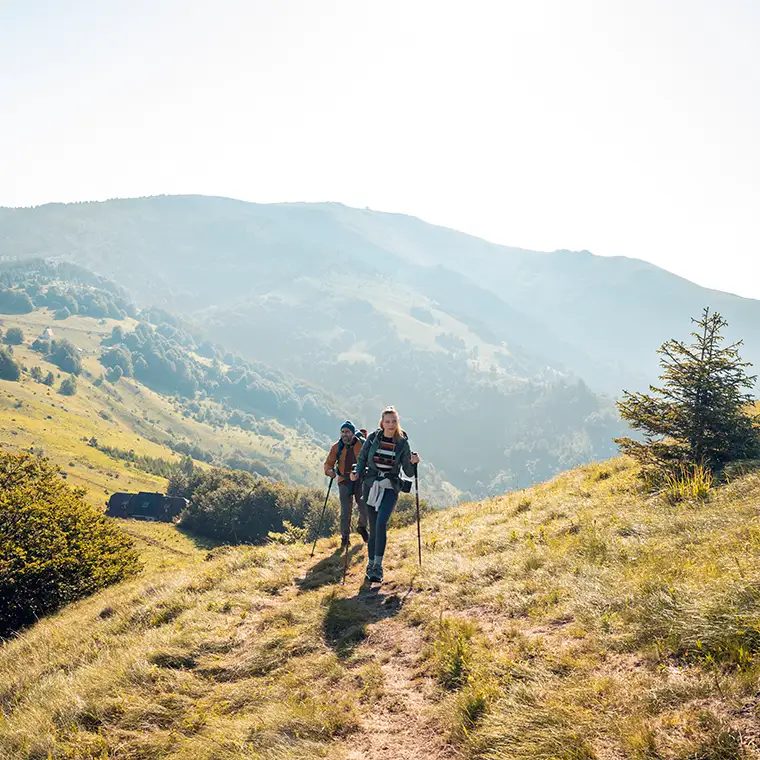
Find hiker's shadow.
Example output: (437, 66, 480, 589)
(296, 545, 363, 592)
(322, 574, 413, 660)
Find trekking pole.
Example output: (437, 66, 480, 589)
(311, 477, 334, 558)
(413, 459, 422, 566)
(342, 511, 351, 585)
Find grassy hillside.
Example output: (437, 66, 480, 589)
(3, 457, 760, 758)
(0, 310, 330, 506)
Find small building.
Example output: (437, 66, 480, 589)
(39, 327, 55, 341)
(105, 492, 188, 522)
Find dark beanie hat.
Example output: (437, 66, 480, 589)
(340, 420, 356, 434)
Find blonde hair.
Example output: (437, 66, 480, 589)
(379, 406, 404, 440)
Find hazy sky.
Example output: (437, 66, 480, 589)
(2, 1, 758, 297)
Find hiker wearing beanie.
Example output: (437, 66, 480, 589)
(351, 406, 420, 583)
(324, 421, 369, 547)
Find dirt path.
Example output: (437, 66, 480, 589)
(337, 562, 459, 760)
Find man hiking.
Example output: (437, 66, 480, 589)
(324, 421, 369, 547)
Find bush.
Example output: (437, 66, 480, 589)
(0, 452, 140, 636)
(392, 492, 434, 527)
(43, 371, 55, 386)
(0, 347, 21, 381)
(54, 307, 71, 320)
(31, 339, 50, 354)
(4, 326, 24, 345)
(59, 375, 77, 396)
(30, 365, 43, 381)
(172, 463, 329, 544)
(0, 288, 33, 314)
(49, 339, 82, 375)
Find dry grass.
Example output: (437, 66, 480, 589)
(4, 456, 760, 758)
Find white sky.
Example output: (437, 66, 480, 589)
(2, 0, 759, 297)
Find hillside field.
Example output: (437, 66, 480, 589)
(2, 457, 760, 759)
(0, 310, 330, 507)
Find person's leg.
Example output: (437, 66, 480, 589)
(354, 485, 369, 540)
(366, 504, 378, 572)
(338, 482, 352, 543)
(373, 488, 399, 571)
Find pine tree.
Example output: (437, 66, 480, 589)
(615, 308, 759, 472)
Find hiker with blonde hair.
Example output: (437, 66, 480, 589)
(351, 406, 420, 583)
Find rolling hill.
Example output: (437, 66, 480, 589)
(0, 307, 335, 506)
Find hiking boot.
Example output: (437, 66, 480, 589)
(365, 563, 375, 582)
(369, 565, 383, 583)
(340, 536, 350, 548)
(357, 526, 369, 543)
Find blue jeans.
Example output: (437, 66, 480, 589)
(367, 488, 398, 561)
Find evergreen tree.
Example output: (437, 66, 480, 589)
(615, 308, 759, 472)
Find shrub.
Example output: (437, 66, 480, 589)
(392, 492, 434, 527)
(0, 347, 20, 381)
(0, 288, 33, 314)
(30, 365, 43, 381)
(59, 375, 78, 396)
(3, 326, 24, 345)
(49, 339, 82, 375)
(172, 463, 329, 544)
(43, 371, 55, 386)
(31, 339, 50, 354)
(0, 452, 140, 636)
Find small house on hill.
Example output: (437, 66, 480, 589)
(105, 492, 188, 522)
(38, 327, 54, 341)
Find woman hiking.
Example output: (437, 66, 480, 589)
(350, 406, 420, 583)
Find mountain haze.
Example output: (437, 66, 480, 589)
(2, 196, 757, 494)
(2, 196, 756, 393)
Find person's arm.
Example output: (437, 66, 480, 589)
(399, 438, 415, 477)
(352, 433, 374, 480)
(324, 443, 338, 478)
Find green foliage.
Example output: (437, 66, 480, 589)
(392, 492, 434, 528)
(0, 347, 20, 381)
(42, 370, 55, 386)
(29, 366, 43, 381)
(616, 309, 760, 474)
(0, 451, 140, 636)
(170, 462, 329, 544)
(59, 375, 78, 396)
(90, 441, 177, 478)
(101, 345, 133, 378)
(48, 339, 83, 375)
(0, 287, 33, 314)
(30, 338, 49, 354)
(54, 307, 71, 320)
(3, 326, 24, 345)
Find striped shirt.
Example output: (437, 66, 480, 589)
(373, 435, 397, 473)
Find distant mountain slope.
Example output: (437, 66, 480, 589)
(1, 196, 757, 395)
(11, 196, 757, 495)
